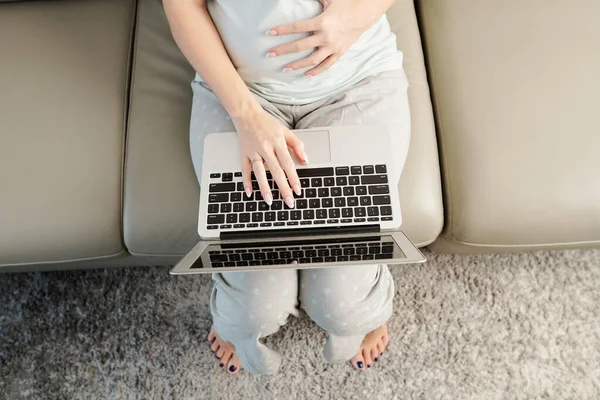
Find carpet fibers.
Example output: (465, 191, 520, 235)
(1, 249, 599, 399)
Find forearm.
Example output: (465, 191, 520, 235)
(163, 0, 261, 119)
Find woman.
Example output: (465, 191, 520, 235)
(163, 0, 410, 375)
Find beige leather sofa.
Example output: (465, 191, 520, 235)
(1, 0, 598, 272)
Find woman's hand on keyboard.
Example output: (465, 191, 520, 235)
(232, 109, 308, 208)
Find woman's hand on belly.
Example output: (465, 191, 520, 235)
(232, 108, 307, 209)
(266, 0, 395, 77)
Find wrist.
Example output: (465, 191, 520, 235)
(225, 96, 263, 123)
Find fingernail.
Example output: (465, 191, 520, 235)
(229, 365, 237, 372)
(302, 152, 310, 164)
(283, 67, 293, 73)
(266, 29, 277, 36)
(284, 195, 294, 208)
(293, 185, 301, 196)
(357, 361, 363, 369)
(219, 363, 224, 367)
(266, 52, 276, 58)
(245, 187, 252, 198)
(264, 193, 273, 205)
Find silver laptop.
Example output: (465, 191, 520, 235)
(171, 125, 425, 275)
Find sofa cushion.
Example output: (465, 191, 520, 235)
(418, 0, 600, 252)
(0, 0, 135, 267)
(123, 0, 443, 256)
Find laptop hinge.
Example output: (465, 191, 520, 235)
(220, 225, 380, 241)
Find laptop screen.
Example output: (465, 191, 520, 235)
(191, 235, 406, 269)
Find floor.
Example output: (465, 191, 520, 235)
(1, 249, 599, 400)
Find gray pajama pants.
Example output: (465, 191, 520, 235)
(189, 69, 410, 375)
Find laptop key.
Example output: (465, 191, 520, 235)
(220, 225, 232, 229)
(361, 175, 388, 185)
(362, 255, 374, 260)
(318, 188, 329, 197)
(335, 198, 346, 207)
(376, 165, 387, 173)
(303, 210, 315, 219)
(287, 221, 299, 226)
(316, 209, 327, 219)
(363, 165, 374, 174)
(369, 185, 389, 195)
(239, 213, 250, 223)
(207, 215, 225, 225)
(232, 203, 243, 212)
(314, 220, 326, 224)
(259, 202, 270, 211)
(309, 199, 320, 208)
(231, 192, 242, 202)
(331, 187, 342, 197)
(297, 167, 335, 177)
(336, 177, 347, 186)
(208, 204, 219, 214)
(207, 225, 219, 230)
(322, 198, 333, 208)
(234, 172, 243, 177)
(222, 173, 233, 182)
(236, 261, 249, 266)
(237, 182, 245, 191)
(311, 178, 323, 187)
(267, 252, 278, 260)
(367, 217, 379, 222)
(305, 188, 317, 198)
(337, 256, 349, 262)
(329, 208, 341, 218)
(330, 248, 342, 256)
(299, 258, 311, 264)
(342, 208, 353, 218)
(324, 177, 335, 187)
(343, 187, 354, 196)
(260, 223, 272, 227)
(349, 176, 360, 185)
(210, 173, 221, 179)
(347, 197, 359, 206)
(335, 166, 350, 175)
(301, 220, 313, 225)
(367, 207, 379, 216)
(249, 260, 261, 266)
(376, 253, 393, 260)
(373, 195, 391, 205)
(209, 183, 235, 192)
(252, 213, 263, 222)
(350, 255, 362, 261)
(241, 253, 253, 261)
(360, 196, 372, 206)
(381, 206, 393, 216)
(325, 256, 336, 262)
(351, 166, 362, 175)
(341, 219, 352, 223)
(234, 224, 245, 229)
(291, 210, 302, 220)
(277, 211, 289, 221)
(274, 222, 285, 226)
(227, 214, 237, 223)
(210, 254, 228, 262)
(356, 247, 368, 255)
(265, 212, 276, 221)
(246, 202, 257, 211)
(300, 178, 310, 187)
(305, 249, 317, 257)
(382, 216, 393, 221)
(220, 203, 232, 213)
(229, 253, 241, 261)
(344, 248, 355, 255)
(271, 201, 283, 210)
(354, 218, 366, 222)
(296, 199, 308, 209)
(247, 223, 259, 228)
(292, 250, 304, 258)
(356, 186, 367, 195)
(209, 193, 229, 203)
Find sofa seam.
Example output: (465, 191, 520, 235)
(121, 0, 141, 255)
(444, 238, 600, 249)
(0, 250, 127, 269)
(415, 1, 455, 242)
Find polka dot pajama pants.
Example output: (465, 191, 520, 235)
(189, 69, 411, 374)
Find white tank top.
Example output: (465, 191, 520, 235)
(197, 0, 404, 105)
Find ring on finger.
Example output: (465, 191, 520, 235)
(250, 157, 263, 167)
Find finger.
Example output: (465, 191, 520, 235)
(268, 17, 321, 36)
(281, 48, 330, 73)
(241, 156, 253, 197)
(268, 35, 321, 59)
(284, 130, 308, 164)
(251, 157, 273, 205)
(262, 151, 294, 208)
(275, 143, 301, 197)
(306, 54, 339, 77)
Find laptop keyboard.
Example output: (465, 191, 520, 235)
(206, 165, 393, 230)
(202, 240, 396, 268)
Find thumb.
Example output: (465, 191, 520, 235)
(285, 131, 309, 164)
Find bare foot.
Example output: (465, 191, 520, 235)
(350, 323, 389, 371)
(208, 326, 242, 375)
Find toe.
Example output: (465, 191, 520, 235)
(211, 341, 220, 352)
(371, 348, 379, 363)
(208, 327, 217, 343)
(220, 350, 232, 368)
(376, 342, 383, 356)
(216, 346, 226, 359)
(227, 355, 241, 375)
(362, 348, 373, 369)
(350, 353, 365, 371)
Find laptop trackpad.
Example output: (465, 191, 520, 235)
(294, 130, 331, 164)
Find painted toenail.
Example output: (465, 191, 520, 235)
(374, 358, 378, 362)
(229, 365, 237, 372)
(367, 364, 371, 368)
(219, 363, 224, 367)
(357, 361, 363, 369)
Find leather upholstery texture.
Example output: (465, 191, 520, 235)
(123, 0, 444, 257)
(0, 0, 136, 267)
(417, 0, 600, 252)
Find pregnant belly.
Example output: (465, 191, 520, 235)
(207, 0, 322, 82)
